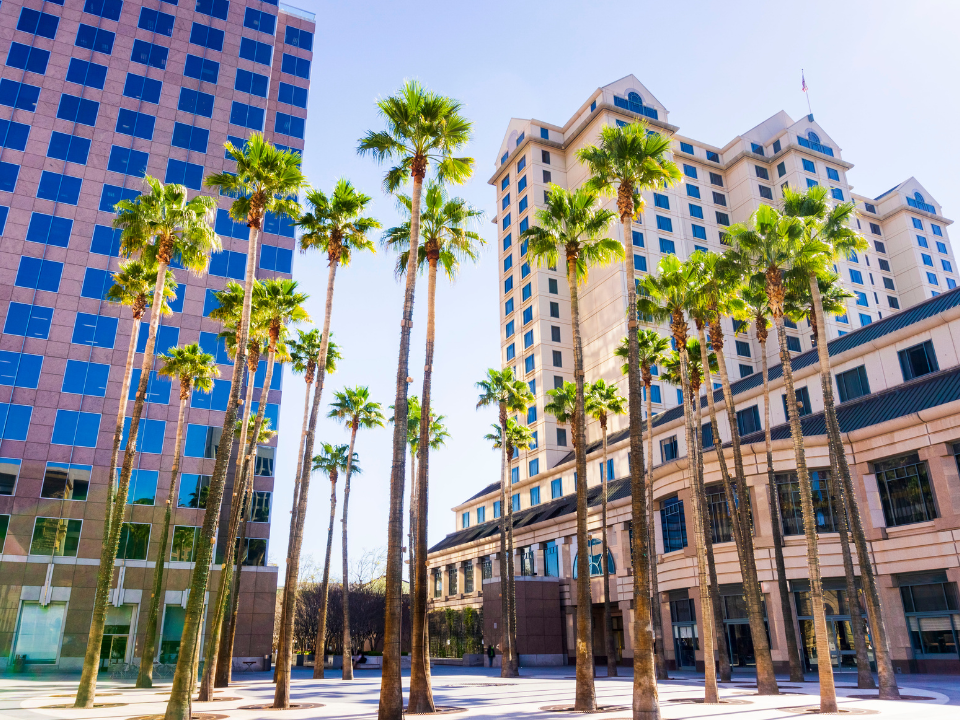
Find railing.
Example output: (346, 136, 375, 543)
(279, 3, 315, 20)
(797, 136, 835, 157)
(907, 197, 936, 213)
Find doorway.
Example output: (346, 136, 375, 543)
(99, 605, 135, 669)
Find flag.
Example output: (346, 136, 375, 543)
(802, 71, 808, 92)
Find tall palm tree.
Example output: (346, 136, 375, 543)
(77, 178, 218, 709)
(328, 386, 386, 680)
(383, 180, 483, 711)
(358, 82, 473, 719)
(476, 369, 535, 677)
(311, 443, 359, 677)
(271, 180, 378, 705)
(638, 256, 719, 703)
(136, 344, 218, 688)
(741, 283, 805, 682)
(578, 121, 680, 720)
(210, 280, 308, 690)
(784, 186, 899, 698)
(483, 416, 534, 672)
(615, 328, 671, 679)
(523, 184, 619, 711)
(726, 203, 838, 714)
(584, 379, 626, 677)
(158, 136, 304, 720)
(103, 259, 176, 541)
(689, 251, 780, 694)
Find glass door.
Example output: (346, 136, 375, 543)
(99, 604, 135, 669)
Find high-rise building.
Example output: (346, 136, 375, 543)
(0, 0, 313, 671)
(426, 75, 960, 675)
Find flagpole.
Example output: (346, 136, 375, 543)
(802, 69, 813, 115)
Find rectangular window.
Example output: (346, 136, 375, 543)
(0, 458, 21, 496)
(62, 359, 109, 397)
(683, 164, 697, 179)
(849, 269, 863, 284)
(786, 335, 802, 352)
(937, 241, 948, 254)
(552, 350, 562, 367)
(776, 469, 839, 535)
(898, 340, 938, 381)
(659, 237, 675, 254)
(524, 354, 535, 373)
(196, 0, 229, 20)
(66, 58, 107, 90)
(18, 8, 59, 38)
(759, 185, 773, 200)
(712, 191, 726, 207)
(632, 230, 644, 247)
(36, 171, 81, 205)
(715, 212, 730, 226)
(782, 386, 812, 417)
(6, 42, 49, 74)
(116, 109, 155, 140)
(831, 188, 844, 201)
(656, 215, 673, 232)
(26, 212, 73, 247)
(686, 183, 701, 199)
(754, 165, 769, 180)
(661, 435, 678, 462)
(75, 23, 114, 54)
(80, 267, 112, 300)
(913, 218, 924, 230)
(178, 87, 214, 118)
(654, 193, 670, 210)
(275, 112, 305, 139)
(171, 123, 209, 153)
(239, 37, 274, 65)
(284, 25, 313, 50)
(735, 340, 751, 357)
(184, 54, 219, 83)
(927, 272, 939, 286)
(107, 145, 148, 179)
(709, 172, 723, 187)
(281, 53, 311, 79)
(230, 101, 265, 131)
(0, 351, 42, 389)
(739, 364, 754, 378)
(942, 259, 953, 273)
(736, 405, 761, 435)
(660, 496, 687, 552)
(836, 365, 870, 403)
(30, 518, 82, 556)
(5, 304, 53, 339)
(855, 291, 869, 307)
(633, 254, 647, 272)
(117, 523, 151, 560)
(15, 257, 63, 292)
(277, 81, 308, 107)
(888, 295, 901, 309)
(244, 7, 276, 34)
(131, 40, 168, 69)
(139, 7, 175, 35)
(873, 453, 938, 526)
(688, 203, 703, 219)
(0, 403, 31, 441)
(52, 409, 101, 447)
(164, 159, 204, 190)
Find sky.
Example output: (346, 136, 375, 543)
(270, 0, 960, 582)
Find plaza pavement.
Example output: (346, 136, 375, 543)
(0, 665, 955, 720)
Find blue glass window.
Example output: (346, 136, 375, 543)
(912, 218, 924, 230)
(849, 269, 863, 284)
(122, 73, 162, 104)
(171, 123, 209, 153)
(659, 237, 675, 255)
(0, 404, 31, 441)
(263, 211, 295, 237)
(240, 37, 273, 65)
(253, 360, 283, 390)
(654, 193, 669, 210)
(230, 101, 265, 131)
(503, 255, 512, 272)
(215, 209, 249, 239)
(517, 176, 527, 193)
(660, 496, 687, 552)
(631, 230, 644, 247)
(937, 241, 948, 254)
(190, 22, 224, 51)
(922, 253, 933, 267)
(26, 213, 72, 247)
(47, 132, 90, 165)
(656, 215, 673, 232)
(521, 282, 532, 301)
(108, 146, 148, 178)
(259, 243, 293, 273)
(236, 69, 269, 98)
(683, 164, 697, 179)
(139, 7, 175, 35)
(72, 313, 118, 347)
(99, 185, 140, 213)
(505, 343, 515, 361)
(121, 417, 165, 454)
(0, 80, 40, 111)
(524, 354, 534, 373)
(66, 58, 107, 89)
(688, 203, 703, 219)
(90, 225, 122, 256)
(244, 8, 276, 34)
(52, 410, 100, 447)
(84, 0, 123, 20)
(178, 88, 214, 117)
(184, 424, 221, 458)
(192, 377, 231, 410)
(196, 0, 229, 20)
(36, 170, 81, 204)
(521, 262, 530, 279)
(116, 109, 155, 140)
(927, 272, 939, 286)
(855, 291, 868, 307)
(165, 159, 204, 190)
(136, 323, 180, 354)
(75, 24, 114, 54)
(686, 184, 701, 199)
(129, 369, 172, 404)
(62, 360, 110, 396)
(250, 401, 280, 431)
(284, 25, 313, 50)
(199, 332, 232, 364)
(18, 8, 59, 38)
(184, 54, 219, 83)
(209, 250, 247, 280)
(827, 167, 840, 181)
(519, 217, 529, 234)
(6, 42, 49, 74)
(80, 268, 112, 300)
(4, 303, 53, 339)
(131, 40, 168, 69)
(274, 112, 304, 139)
(16, 257, 62, 292)
(634, 254, 647, 272)
(692, 224, 707, 240)
(831, 188, 844, 201)
(504, 276, 513, 293)
(0, 351, 42, 389)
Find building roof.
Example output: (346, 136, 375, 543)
(430, 363, 960, 556)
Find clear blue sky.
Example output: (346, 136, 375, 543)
(272, 0, 960, 582)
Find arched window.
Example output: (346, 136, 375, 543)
(572, 538, 616, 578)
(506, 130, 518, 151)
(628, 91, 643, 106)
(914, 191, 925, 203)
(807, 131, 821, 144)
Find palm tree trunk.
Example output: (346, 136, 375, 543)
(645, 379, 667, 683)
(808, 276, 899, 700)
(165, 212, 259, 720)
(341, 422, 360, 680)
(770, 288, 837, 714)
(758, 327, 805, 682)
(137, 392, 189, 688)
(567, 256, 596, 712)
(275, 259, 338, 709)
(694, 389, 731, 684)
(277, 375, 314, 680)
(312, 471, 339, 678)
(409, 258, 439, 711)
(496, 408, 515, 678)
(675, 337, 718, 703)
(378, 172, 423, 720)
(78, 260, 170, 709)
(599, 425, 618, 677)
(700, 325, 778, 693)
(827, 441, 875, 689)
(506, 456, 519, 675)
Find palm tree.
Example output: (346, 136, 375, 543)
(210, 280, 308, 691)
(311, 443, 359, 677)
(578, 121, 680, 719)
(271, 179, 377, 704)
(483, 416, 534, 671)
(77, 177, 218, 709)
(102, 259, 176, 542)
(383, 180, 483, 711)
(726, 203, 838, 713)
(585, 379, 626, 678)
(784, 186, 898, 698)
(358, 82, 473, 718)
(155, 136, 303, 720)
(135, 344, 218, 688)
(523, 184, 619, 710)
(689, 251, 780, 695)
(638, 256, 719, 703)
(328, 386, 386, 680)
(476, 369, 535, 677)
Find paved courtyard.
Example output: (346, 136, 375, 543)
(0, 666, 955, 720)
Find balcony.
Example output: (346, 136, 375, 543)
(907, 197, 936, 213)
(797, 136, 834, 157)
